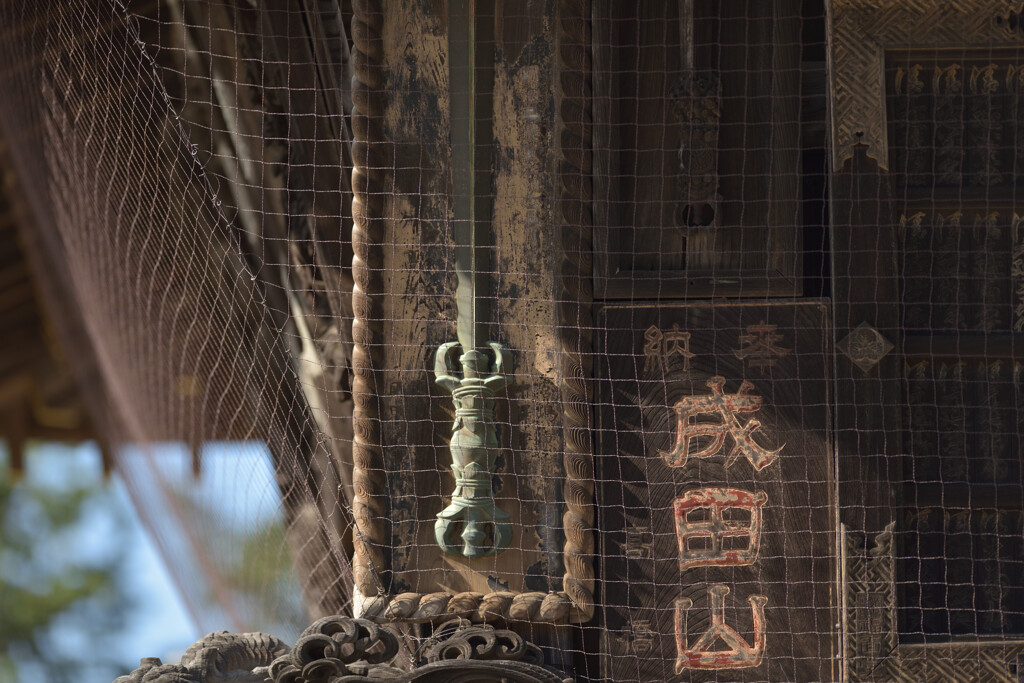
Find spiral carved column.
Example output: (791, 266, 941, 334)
(350, 0, 390, 598)
(557, 0, 596, 623)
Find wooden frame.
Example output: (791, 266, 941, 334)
(594, 299, 838, 681)
(829, 0, 1023, 172)
(831, 1, 1024, 678)
(351, 0, 597, 625)
(592, 0, 804, 300)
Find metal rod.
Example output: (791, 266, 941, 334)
(449, 0, 493, 352)
(435, 0, 510, 558)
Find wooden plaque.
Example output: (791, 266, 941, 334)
(596, 301, 837, 681)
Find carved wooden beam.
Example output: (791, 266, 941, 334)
(350, 0, 391, 600)
(114, 616, 573, 683)
(555, 0, 596, 624)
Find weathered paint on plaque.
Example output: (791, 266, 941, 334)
(595, 301, 837, 682)
(675, 585, 768, 672)
(659, 376, 782, 471)
(674, 488, 767, 570)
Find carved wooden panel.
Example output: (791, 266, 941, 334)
(592, 0, 802, 299)
(880, 36, 1024, 649)
(898, 208, 1017, 334)
(832, 3, 1024, 671)
(595, 301, 836, 681)
(829, 0, 1024, 171)
(843, 524, 1024, 682)
(888, 53, 1024, 194)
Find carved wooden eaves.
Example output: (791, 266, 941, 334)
(828, 0, 1023, 171)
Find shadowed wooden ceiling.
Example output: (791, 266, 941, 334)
(0, 140, 104, 474)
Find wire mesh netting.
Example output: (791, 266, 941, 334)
(2, 1, 1024, 681)
(0, 0, 355, 639)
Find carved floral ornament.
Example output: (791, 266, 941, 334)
(837, 322, 894, 373)
(829, 0, 1023, 171)
(114, 617, 572, 683)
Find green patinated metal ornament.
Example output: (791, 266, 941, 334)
(434, 0, 511, 558)
(434, 341, 512, 557)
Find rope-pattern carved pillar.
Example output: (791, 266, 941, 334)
(557, 0, 596, 622)
(350, 0, 389, 598)
(363, 589, 577, 624)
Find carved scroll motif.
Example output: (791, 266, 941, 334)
(659, 377, 782, 471)
(675, 585, 768, 672)
(674, 488, 767, 570)
(829, 0, 1023, 171)
(116, 616, 572, 683)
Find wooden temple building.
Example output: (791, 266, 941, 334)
(3, 0, 1024, 681)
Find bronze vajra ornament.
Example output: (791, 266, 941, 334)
(433, 341, 513, 558)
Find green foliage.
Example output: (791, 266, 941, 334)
(166, 477, 306, 643)
(0, 447, 133, 683)
(226, 517, 305, 642)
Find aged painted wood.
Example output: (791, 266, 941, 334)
(431, 0, 516, 560)
(829, 144, 902, 537)
(595, 301, 837, 682)
(355, 0, 592, 627)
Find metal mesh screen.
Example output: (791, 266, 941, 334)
(0, 0, 352, 639)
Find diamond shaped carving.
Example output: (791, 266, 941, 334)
(837, 322, 894, 373)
